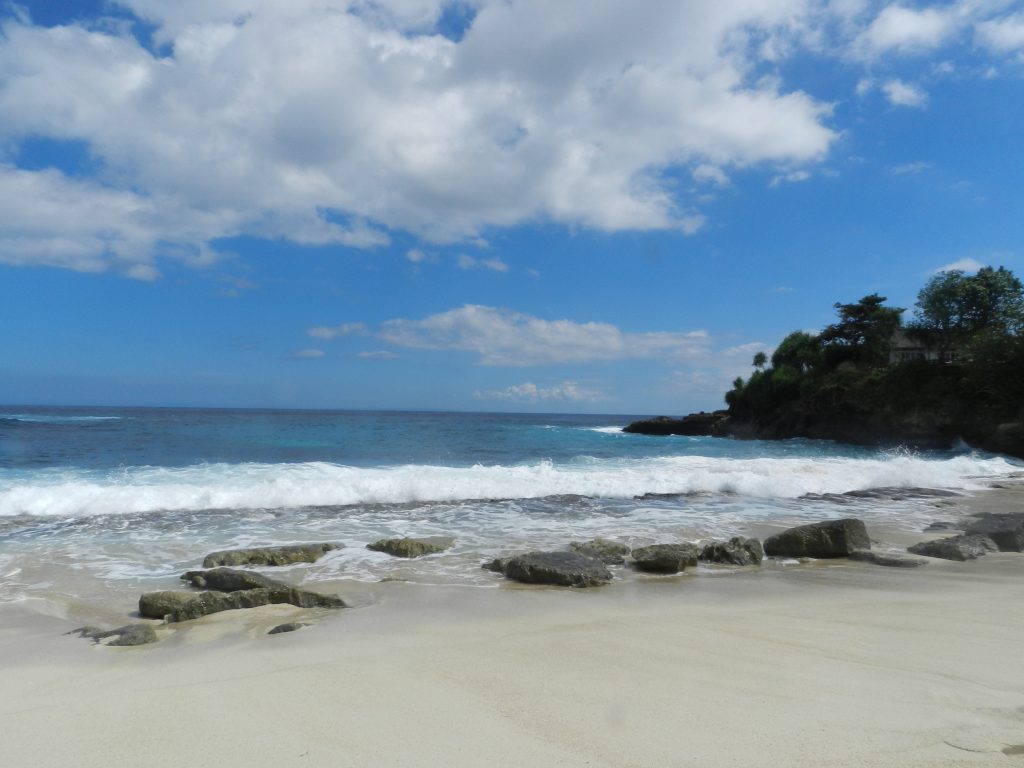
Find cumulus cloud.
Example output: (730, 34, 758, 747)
(307, 322, 368, 339)
(473, 380, 602, 403)
(0, 1, 843, 275)
(976, 12, 1024, 52)
(377, 305, 710, 366)
(882, 79, 928, 107)
(857, 4, 961, 56)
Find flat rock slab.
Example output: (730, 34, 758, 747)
(181, 567, 285, 591)
(202, 543, 340, 568)
(699, 537, 763, 566)
(499, 551, 612, 587)
(849, 549, 927, 568)
(71, 624, 159, 647)
(907, 534, 998, 561)
(268, 622, 308, 635)
(568, 538, 631, 564)
(367, 536, 454, 558)
(764, 518, 870, 558)
(141, 582, 345, 623)
(965, 513, 1024, 552)
(632, 543, 699, 574)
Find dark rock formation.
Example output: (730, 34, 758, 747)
(908, 534, 999, 561)
(72, 624, 159, 646)
(181, 567, 283, 591)
(499, 551, 612, 587)
(623, 411, 730, 436)
(764, 518, 871, 559)
(568, 538, 631, 564)
(367, 536, 454, 558)
(803, 487, 961, 504)
(139, 586, 344, 622)
(268, 622, 308, 635)
(631, 543, 699, 574)
(202, 543, 340, 568)
(924, 521, 963, 532)
(964, 513, 1024, 552)
(482, 556, 514, 573)
(698, 537, 764, 566)
(848, 549, 927, 568)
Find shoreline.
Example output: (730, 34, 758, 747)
(2, 488, 1023, 766)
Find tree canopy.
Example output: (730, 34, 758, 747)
(911, 266, 1024, 350)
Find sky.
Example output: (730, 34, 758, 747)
(1, 0, 1023, 414)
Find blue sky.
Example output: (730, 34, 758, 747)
(1, 0, 1023, 414)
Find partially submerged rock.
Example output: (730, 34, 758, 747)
(568, 538, 631, 564)
(202, 542, 340, 568)
(181, 567, 283, 591)
(849, 549, 927, 568)
(367, 536, 454, 558)
(631, 543, 699, 574)
(499, 551, 612, 587)
(623, 411, 730, 436)
(908, 534, 998, 561)
(699, 537, 763, 566)
(268, 622, 308, 635)
(482, 556, 514, 573)
(72, 623, 159, 647)
(964, 513, 1024, 552)
(763, 519, 870, 559)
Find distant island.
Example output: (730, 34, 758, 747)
(626, 266, 1024, 458)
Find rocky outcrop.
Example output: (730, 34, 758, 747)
(72, 624, 159, 646)
(848, 549, 927, 568)
(623, 411, 730, 436)
(497, 551, 612, 587)
(699, 537, 763, 566)
(202, 543, 340, 568)
(908, 534, 999, 561)
(763, 519, 870, 559)
(964, 513, 1024, 552)
(568, 538, 631, 564)
(631, 544, 699, 574)
(367, 536, 454, 558)
(140, 567, 345, 622)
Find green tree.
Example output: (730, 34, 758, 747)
(819, 294, 904, 367)
(912, 266, 1024, 351)
(770, 331, 822, 372)
(752, 351, 767, 370)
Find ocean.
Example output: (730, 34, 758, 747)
(1, 406, 1019, 611)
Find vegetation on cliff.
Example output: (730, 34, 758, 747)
(724, 267, 1024, 454)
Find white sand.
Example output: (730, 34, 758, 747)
(2, 546, 1023, 768)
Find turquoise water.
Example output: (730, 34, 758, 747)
(0, 406, 1018, 603)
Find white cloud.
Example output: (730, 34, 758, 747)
(0, 2, 842, 274)
(457, 254, 509, 272)
(307, 322, 367, 339)
(890, 160, 932, 175)
(976, 12, 1024, 52)
(933, 257, 984, 273)
(769, 169, 811, 187)
(405, 248, 429, 263)
(292, 348, 326, 359)
(692, 164, 729, 186)
(358, 350, 398, 359)
(857, 4, 961, 56)
(473, 380, 602, 403)
(377, 305, 710, 366)
(882, 79, 928, 107)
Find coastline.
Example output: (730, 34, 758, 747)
(2, 488, 1023, 767)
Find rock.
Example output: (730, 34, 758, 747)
(623, 411, 729, 436)
(763, 519, 870, 559)
(631, 543, 699, 574)
(367, 536, 454, 558)
(568, 538, 631, 564)
(71, 624, 159, 646)
(964, 513, 1024, 552)
(181, 567, 284, 591)
(698, 537, 763, 566)
(500, 551, 612, 587)
(848, 549, 927, 568)
(907, 534, 999, 561)
(140, 582, 345, 623)
(268, 622, 308, 635)
(482, 556, 514, 573)
(924, 521, 963, 532)
(202, 543, 340, 568)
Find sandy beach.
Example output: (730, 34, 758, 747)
(3, 492, 1024, 768)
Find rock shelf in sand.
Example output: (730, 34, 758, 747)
(202, 543, 341, 568)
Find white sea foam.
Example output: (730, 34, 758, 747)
(0, 414, 123, 424)
(582, 426, 626, 434)
(0, 453, 1015, 519)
